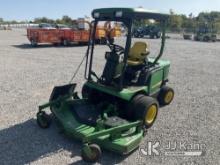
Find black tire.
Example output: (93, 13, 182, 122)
(130, 94, 159, 129)
(63, 39, 69, 46)
(150, 34, 155, 39)
(100, 38, 107, 45)
(36, 111, 51, 129)
(31, 39, 37, 47)
(158, 86, 174, 106)
(139, 34, 144, 38)
(81, 144, 101, 163)
(109, 38, 114, 44)
(134, 33, 140, 38)
(194, 36, 198, 41)
(95, 39, 101, 44)
(212, 39, 216, 42)
(133, 33, 138, 38)
(203, 36, 209, 42)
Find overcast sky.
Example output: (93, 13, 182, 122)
(0, 0, 220, 21)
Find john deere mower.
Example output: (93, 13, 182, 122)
(37, 8, 174, 163)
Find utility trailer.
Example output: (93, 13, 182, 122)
(27, 23, 89, 46)
(27, 22, 121, 46)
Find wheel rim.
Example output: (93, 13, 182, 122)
(145, 105, 157, 124)
(164, 91, 174, 103)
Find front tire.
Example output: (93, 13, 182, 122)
(158, 86, 174, 106)
(130, 94, 159, 129)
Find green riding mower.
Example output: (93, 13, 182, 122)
(37, 8, 174, 163)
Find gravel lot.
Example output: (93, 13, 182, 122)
(0, 29, 219, 165)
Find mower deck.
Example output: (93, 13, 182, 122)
(50, 99, 143, 154)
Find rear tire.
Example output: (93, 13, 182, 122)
(158, 86, 174, 106)
(130, 94, 159, 129)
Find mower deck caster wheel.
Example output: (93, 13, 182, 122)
(81, 144, 101, 163)
(36, 111, 51, 129)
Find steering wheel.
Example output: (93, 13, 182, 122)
(107, 43, 125, 55)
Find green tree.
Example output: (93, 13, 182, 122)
(168, 10, 183, 32)
(61, 15, 72, 25)
(34, 17, 55, 24)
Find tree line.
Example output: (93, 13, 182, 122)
(1, 10, 220, 33)
(168, 9, 220, 33)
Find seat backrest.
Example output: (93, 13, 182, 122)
(101, 52, 119, 85)
(128, 42, 149, 61)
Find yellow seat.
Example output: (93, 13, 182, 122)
(127, 42, 150, 66)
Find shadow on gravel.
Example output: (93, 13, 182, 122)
(12, 44, 88, 49)
(0, 119, 127, 164)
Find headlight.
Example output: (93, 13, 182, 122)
(115, 11, 123, 17)
(94, 12, 100, 18)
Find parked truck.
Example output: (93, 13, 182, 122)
(194, 26, 217, 42)
(132, 25, 161, 39)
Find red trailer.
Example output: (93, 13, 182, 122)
(27, 22, 121, 46)
(61, 29, 90, 46)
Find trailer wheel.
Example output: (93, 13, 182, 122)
(31, 39, 37, 47)
(36, 111, 51, 129)
(81, 144, 101, 163)
(63, 39, 69, 46)
(158, 86, 174, 106)
(130, 94, 158, 129)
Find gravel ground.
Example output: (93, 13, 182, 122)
(0, 29, 219, 165)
